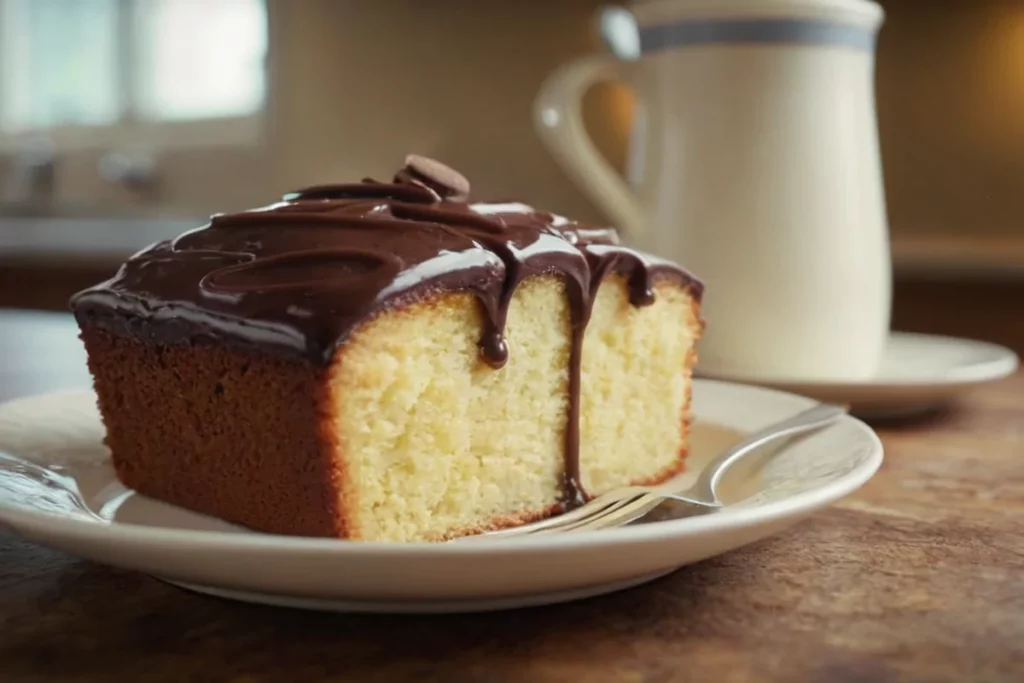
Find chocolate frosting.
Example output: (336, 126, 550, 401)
(72, 155, 703, 508)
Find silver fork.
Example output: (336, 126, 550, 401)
(467, 402, 846, 540)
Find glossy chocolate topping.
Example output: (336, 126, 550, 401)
(72, 155, 703, 507)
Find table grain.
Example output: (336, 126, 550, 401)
(1, 309, 1022, 683)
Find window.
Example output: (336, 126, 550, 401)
(0, 0, 121, 131)
(134, 0, 267, 122)
(0, 0, 267, 144)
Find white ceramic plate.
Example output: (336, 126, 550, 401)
(0, 380, 882, 613)
(697, 332, 1018, 419)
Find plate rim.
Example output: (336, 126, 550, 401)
(0, 378, 884, 556)
(163, 569, 681, 613)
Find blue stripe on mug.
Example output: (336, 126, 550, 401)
(639, 18, 877, 53)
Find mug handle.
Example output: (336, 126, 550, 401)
(533, 55, 649, 237)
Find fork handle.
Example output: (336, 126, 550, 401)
(682, 402, 848, 506)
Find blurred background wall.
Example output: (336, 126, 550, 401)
(1, 0, 1023, 348)
(0, 0, 626, 222)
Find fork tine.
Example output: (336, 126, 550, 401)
(522, 481, 682, 536)
(532, 490, 668, 535)
(525, 493, 653, 536)
(493, 481, 685, 538)
(456, 486, 652, 541)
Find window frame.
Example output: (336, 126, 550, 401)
(0, 0, 267, 152)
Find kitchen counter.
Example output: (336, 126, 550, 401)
(4, 217, 1024, 273)
(0, 217, 198, 264)
(892, 233, 1024, 280)
(0, 217, 198, 311)
(1, 309, 1022, 682)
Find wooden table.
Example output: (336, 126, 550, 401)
(1, 309, 1022, 683)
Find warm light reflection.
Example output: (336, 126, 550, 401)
(582, 81, 635, 175)
(974, 5, 1024, 150)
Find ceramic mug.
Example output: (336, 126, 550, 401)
(534, 0, 891, 382)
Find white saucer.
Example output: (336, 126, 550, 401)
(0, 380, 882, 613)
(697, 332, 1018, 419)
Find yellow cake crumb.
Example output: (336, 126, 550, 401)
(327, 274, 701, 542)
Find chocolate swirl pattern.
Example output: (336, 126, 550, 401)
(72, 156, 703, 507)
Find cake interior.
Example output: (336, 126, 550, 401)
(80, 273, 701, 542)
(330, 273, 700, 541)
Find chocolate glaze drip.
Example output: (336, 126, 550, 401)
(71, 156, 703, 509)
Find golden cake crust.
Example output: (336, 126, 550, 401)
(80, 326, 345, 537)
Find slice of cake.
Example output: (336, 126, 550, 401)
(71, 155, 704, 542)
